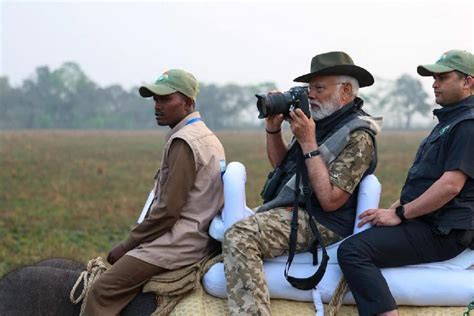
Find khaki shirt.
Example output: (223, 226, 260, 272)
(122, 139, 195, 250)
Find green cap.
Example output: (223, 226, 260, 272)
(417, 50, 474, 76)
(139, 69, 199, 101)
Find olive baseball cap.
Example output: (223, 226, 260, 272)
(417, 50, 474, 77)
(293, 51, 374, 87)
(139, 69, 199, 101)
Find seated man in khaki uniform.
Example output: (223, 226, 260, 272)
(84, 69, 226, 316)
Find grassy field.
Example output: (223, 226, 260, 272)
(0, 130, 427, 277)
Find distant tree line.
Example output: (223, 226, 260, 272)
(0, 62, 433, 130)
(0, 62, 275, 130)
(362, 75, 433, 129)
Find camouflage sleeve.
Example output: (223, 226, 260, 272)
(328, 130, 374, 194)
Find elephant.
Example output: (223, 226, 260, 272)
(0, 258, 157, 316)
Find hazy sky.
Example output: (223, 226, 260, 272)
(1, 0, 473, 92)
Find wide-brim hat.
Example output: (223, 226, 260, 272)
(139, 69, 199, 101)
(294, 51, 374, 87)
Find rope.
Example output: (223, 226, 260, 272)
(70, 257, 108, 316)
(327, 276, 348, 316)
(464, 300, 474, 316)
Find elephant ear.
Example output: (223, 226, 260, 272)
(0, 266, 82, 316)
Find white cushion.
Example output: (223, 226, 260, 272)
(205, 166, 474, 306)
(407, 248, 474, 270)
(202, 260, 474, 306)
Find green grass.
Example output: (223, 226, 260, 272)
(0, 130, 427, 277)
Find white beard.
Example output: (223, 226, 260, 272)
(310, 91, 343, 120)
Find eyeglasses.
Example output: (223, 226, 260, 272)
(308, 82, 349, 94)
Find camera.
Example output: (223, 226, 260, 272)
(255, 86, 310, 119)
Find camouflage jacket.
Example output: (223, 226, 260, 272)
(259, 98, 382, 237)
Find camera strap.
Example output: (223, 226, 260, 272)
(284, 146, 329, 291)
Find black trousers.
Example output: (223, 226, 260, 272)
(337, 220, 466, 316)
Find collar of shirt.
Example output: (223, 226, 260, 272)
(433, 95, 474, 123)
(165, 111, 202, 142)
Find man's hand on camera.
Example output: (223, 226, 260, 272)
(289, 109, 317, 152)
(265, 114, 284, 133)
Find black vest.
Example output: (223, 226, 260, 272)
(271, 98, 378, 237)
(400, 96, 474, 230)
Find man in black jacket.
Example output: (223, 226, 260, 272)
(338, 49, 474, 316)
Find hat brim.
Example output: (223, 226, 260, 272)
(139, 84, 177, 98)
(417, 64, 455, 76)
(293, 65, 375, 87)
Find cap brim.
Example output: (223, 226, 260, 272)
(293, 65, 374, 87)
(417, 64, 454, 76)
(139, 84, 177, 98)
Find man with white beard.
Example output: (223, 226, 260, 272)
(222, 51, 380, 316)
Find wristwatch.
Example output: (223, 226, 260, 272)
(395, 205, 407, 222)
(303, 149, 320, 160)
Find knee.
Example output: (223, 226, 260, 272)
(87, 277, 107, 303)
(222, 219, 257, 255)
(222, 224, 245, 254)
(337, 236, 366, 268)
(87, 272, 116, 301)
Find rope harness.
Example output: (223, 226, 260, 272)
(69, 257, 108, 316)
(327, 277, 348, 316)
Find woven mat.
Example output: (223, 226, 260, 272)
(170, 288, 466, 316)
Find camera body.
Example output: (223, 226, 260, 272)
(255, 86, 310, 119)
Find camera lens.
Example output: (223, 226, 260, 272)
(256, 92, 291, 119)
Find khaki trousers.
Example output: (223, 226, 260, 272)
(83, 255, 167, 316)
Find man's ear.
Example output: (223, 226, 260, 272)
(344, 83, 353, 94)
(464, 76, 473, 87)
(342, 83, 353, 101)
(186, 98, 196, 112)
(464, 76, 474, 95)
